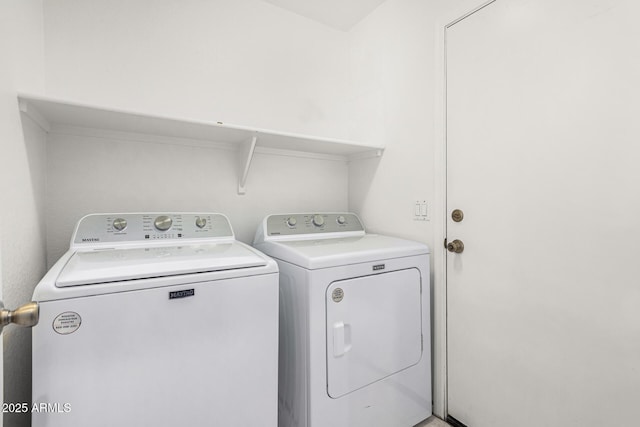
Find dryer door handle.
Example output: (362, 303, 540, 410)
(332, 321, 352, 357)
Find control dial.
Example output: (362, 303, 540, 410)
(112, 218, 127, 231)
(312, 214, 325, 227)
(154, 215, 173, 231)
(286, 217, 297, 228)
(336, 215, 346, 225)
(195, 217, 207, 229)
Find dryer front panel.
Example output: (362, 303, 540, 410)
(325, 268, 422, 398)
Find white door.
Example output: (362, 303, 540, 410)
(446, 1, 640, 426)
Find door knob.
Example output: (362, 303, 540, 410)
(447, 239, 465, 253)
(0, 301, 39, 333)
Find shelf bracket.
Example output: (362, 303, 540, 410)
(18, 99, 52, 132)
(238, 135, 258, 195)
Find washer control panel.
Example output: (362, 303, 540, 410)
(72, 213, 233, 245)
(266, 213, 363, 236)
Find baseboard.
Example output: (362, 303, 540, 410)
(446, 415, 469, 427)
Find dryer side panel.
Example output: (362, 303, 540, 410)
(274, 260, 310, 427)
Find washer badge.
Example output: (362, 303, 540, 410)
(53, 312, 82, 335)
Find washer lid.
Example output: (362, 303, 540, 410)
(56, 242, 267, 287)
(255, 234, 429, 269)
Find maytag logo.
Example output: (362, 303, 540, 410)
(169, 289, 195, 300)
(373, 264, 385, 271)
(82, 238, 100, 242)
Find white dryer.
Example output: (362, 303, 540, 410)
(32, 213, 278, 427)
(253, 213, 431, 427)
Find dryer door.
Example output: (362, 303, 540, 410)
(326, 268, 423, 398)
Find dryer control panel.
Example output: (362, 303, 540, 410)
(265, 213, 364, 237)
(71, 213, 234, 246)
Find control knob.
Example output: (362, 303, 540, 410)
(112, 218, 127, 231)
(195, 217, 207, 229)
(312, 214, 325, 227)
(286, 217, 297, 228)
(336, 215, 346, 225)
(154, 215, 173, 231)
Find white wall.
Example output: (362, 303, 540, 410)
(347, 0, 493, 417)
(46, 131, 348, 265)
(43, 0, 351, 139)
(0, 1, 46, 426)
(41, 0, 354, 266)
(348, 0, 483, 246)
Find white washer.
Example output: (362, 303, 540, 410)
(253, 213, 431, 427)
(32, 213, 278, 427)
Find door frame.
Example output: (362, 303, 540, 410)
(432, 0, 497, 419)
(0, 236, 3, 426)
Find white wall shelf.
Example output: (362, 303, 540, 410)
(18, 94, 384, 194)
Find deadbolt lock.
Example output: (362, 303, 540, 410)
(447, 239, 465, 254)
(452, 209, 464, 222)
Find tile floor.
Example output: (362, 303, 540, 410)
(415, 415, 451, 427)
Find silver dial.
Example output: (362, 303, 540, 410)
(336, 215, 346, 225)
(112, 218, 127, 231)
(286, 217, 297, 227)
(154, 215, 173, 231)
(195, 217, 207, 229)
(312, 214, 325, 227)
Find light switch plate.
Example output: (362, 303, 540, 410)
(414, 200, 429, 221)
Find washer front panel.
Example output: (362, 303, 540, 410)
(33, 273, 278, 427)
